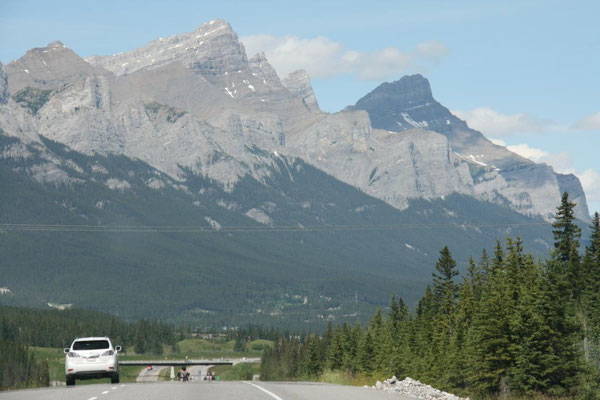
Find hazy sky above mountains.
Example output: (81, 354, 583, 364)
(1, 0, 598, 214)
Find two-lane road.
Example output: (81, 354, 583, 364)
(0, 381, 411, 400)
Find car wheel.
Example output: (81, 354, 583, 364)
(111, 374, 120, 384)
(66, 376, 75, 386)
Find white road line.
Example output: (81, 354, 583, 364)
(120, 384, 126, 387)
(101, 390, 109, 394)
(112, 386, 118, 389)
(88, 397, 98, 400)
(244, 382, 284, 400)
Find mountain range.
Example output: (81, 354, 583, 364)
(0, 19, 589, 328)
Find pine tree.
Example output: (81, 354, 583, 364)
(386, 295, 408, 377)
(369, 308, 388, 374)
(342, 320, 362, 373)
(552, 192, 582, 300)
(448, 275, 476, 390)
(326, 326, 344, 370)
(467, 241, 512, 395)
(582, 212, 600, 361)
(358, 328, 375, 374)
(467, 257, 483, 302)
(412, 285, 435, 378)
(302, 335, 323, 377)
(534, 261, 582, 395)
(478, 248, 491, 279)
(234, 336, 247, 352)
(388, 294, 407, 336)
(432, 246, 459, 334)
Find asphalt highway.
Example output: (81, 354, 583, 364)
(135, 366, 168, 382)
(0, 381, 411, 400)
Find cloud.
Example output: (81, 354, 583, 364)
(500, 143, 574, 174)
(505, 143, 549, 162)
(241, 34, 448, 80)
(452, 107, 556, 137)
(579, 169, 600, 203)
(495, 141, 600, 205)
(572, 111, 600, 130)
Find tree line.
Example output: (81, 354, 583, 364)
(0, 306, 177, 353)
(261, 193, 600, 398)
(0, 306, 178, 390)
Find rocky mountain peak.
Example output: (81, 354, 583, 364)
(2, 19, 589, 224)
(282, 69, 319, 112)
(350, 74, 590, 221)
(47, 40, 66, 48)
(192, 18, 232, 32)
(4, 41, 106, 93)
(85, 18, 248, 81)
(350, 74, 454, 133)
(248, 52, 282, 88)
(358, 74, 434, 107)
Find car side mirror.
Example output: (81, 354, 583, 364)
(115, 345, 122, 352)
(64, 348, 70, 354)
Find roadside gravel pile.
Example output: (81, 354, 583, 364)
(369, 376, 469, 400)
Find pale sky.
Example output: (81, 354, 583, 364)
(1, 0, 598, 215)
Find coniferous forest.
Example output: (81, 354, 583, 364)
(0, 307, 176, 390)
(261, 194, 600, 399)
(2, 193, 599, 397)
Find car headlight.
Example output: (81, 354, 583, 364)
(102, 350, 114, 356)
(68, 352, 81, 358)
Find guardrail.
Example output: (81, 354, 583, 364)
(119, 360, 233, 366)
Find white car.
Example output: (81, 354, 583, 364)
(64, 337, 121, 385)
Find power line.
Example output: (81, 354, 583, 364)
(0, 221, 550, 233)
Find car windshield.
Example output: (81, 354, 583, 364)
(73, 340, 110, 350)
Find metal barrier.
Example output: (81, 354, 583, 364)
(119, 360, 233, 366)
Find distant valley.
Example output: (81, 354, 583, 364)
(0, 19, 590, 328)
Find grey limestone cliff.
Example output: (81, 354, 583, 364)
(350, 74, 529, 169)
(5, 41, 110, 94)
(285, 109, 474, 210)
(1, 19, 591, 223)
(282, 69, 320, 112)
(350, 74, 590, 220)
(86, 19, 247, 79)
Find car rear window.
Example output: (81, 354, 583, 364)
(73, 340, 110, 350)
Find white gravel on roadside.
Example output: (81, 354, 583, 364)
(367, 376, 469, 400)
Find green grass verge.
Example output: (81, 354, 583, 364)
(175, 338, 235, 353)
(318, 370, 379, 387)
(208, 363, 260, 381)
(118, 338, 269, 360)
(158, 367, 172, 381)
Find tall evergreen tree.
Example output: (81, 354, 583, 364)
(467, 257, 483, 302)
(534, 260, 582, 395)
(448, 275, 476, 389)
(358, 328, 375, 374)
(326, 326, 344, 371)
(432, 246, 459, 333)
(467, 241, 512, 395)
(552, 192, 582, 299)
(342, 321, 362, 373)
(508, 255, 548, 394)
(302, 335, 323, 377)
(582, 212, 600, 361)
